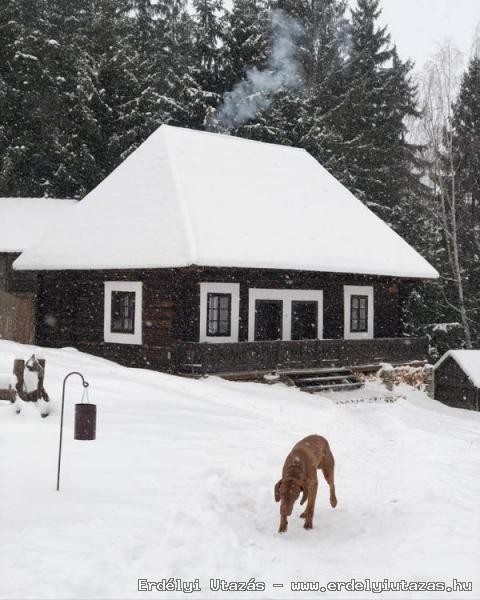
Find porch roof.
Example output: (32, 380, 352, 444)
(0, 197, 76, 253)
(14, 126, 438, 279)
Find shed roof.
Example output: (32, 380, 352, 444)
(0, 197, 76, 253)
(435, 350, 480, 387)
(14, 125, 438, 278)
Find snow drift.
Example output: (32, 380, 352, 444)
(0, 340, 478, 599)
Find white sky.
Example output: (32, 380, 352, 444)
(370, 0, 480, 69)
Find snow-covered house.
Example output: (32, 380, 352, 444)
(0, 197, 76, 343)
(14, 125, 438, 375)
(434, 350, 480, 411)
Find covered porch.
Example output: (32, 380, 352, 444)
(175, 336, 429, 376)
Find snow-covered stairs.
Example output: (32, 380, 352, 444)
(282, 367, 363, 393)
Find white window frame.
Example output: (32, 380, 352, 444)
(344, 285, 374, 340)
(104, 281, 143, 345)
(199, 282, 240, 343)
(248, 289, 323, 342)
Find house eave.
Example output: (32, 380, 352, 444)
(13, 260, 439, 281)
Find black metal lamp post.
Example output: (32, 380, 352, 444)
(56, 371, 96, 491)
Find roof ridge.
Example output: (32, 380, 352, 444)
(161, 124, 308, 153)
(161, 126, 197, 263)
(0, 197, 76, 202)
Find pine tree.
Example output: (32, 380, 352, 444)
(291, 0, 350, 176)
(157, 0, 195, 126)
(234, 0, 348, 158)
(451, 55, 480, 342)
(187, 0, 225, 128)
(452, 56, 480, 228)
(220, 0, 270, 90)
(84, 0, 188, 176)
(337, 0, 421, 226)
(270, 0, 347, 84)
(116, 1, 193, 152)
(151, 0, 202, 129)
(0, 0, 63, 196)
(0, 0, 194, 197)
(82, 0, 138, 176)
(192, 0, 225, 84)
(104, 0, 168, 160)
(43, 0, 101, 198)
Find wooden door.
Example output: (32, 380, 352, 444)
(291, 300, 318, 340)
(0, 291, 35, 343)
(254, 299, 283, 341)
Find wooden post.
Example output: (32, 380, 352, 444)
(380, 364, 394, 392)
(424, 364, 435, 399)
(13, 359, 25, 397)
(37, 358, 46, 390)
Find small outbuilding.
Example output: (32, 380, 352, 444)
(0, 197, 76, 342)
(434, 350, 480, 411)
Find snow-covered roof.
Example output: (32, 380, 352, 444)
(0, 197, 77, 253)
(14, 125, 438, 278)
(435, 350, 480, 387)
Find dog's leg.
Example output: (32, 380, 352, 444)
(299, 488, 308, 518)
(322, 446, 337, 508)
(278, 515, 288, 533)
(303, 479, 318, 529)
(299, 486, 308, 518)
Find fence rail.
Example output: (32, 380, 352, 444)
(175, 337, 429, 375)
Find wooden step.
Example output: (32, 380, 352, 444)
(285, 366, 364, 394)
(303, 382, 364, 393)
(293, 374, 356, 384)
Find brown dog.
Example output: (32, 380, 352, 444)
(274, 434, 337, 533)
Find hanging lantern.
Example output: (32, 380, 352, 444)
(74, 403, 96, 440)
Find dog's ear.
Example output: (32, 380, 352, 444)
(274, 479, 282, 502)
(300, 486, 308, 505)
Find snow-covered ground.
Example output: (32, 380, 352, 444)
(1, 340, 479, 600)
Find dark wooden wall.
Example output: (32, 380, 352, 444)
(36, 269, 178, 370)
(0, 253, 36, 293)
(176, 267, 401, 342)
(35, 266, 404, 371)
(434, 356, 479, 411)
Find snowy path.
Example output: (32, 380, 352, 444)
(0, 340, 479, 599)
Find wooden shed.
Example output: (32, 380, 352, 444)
(13, 126, 438, 376)
(0, 198, 76, 343)
(434, 350, 480, 411)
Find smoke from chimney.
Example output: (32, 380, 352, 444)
(206, 9, 303, 132)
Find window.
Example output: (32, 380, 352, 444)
(199, 283, 240, 343)
(104, 281, 142, 345)
(111, 291, 136, 334)
(291, 300, 318, 340)
(350, 295, 368, 332)
(207, 293, 231, 337)
(344, 285, 373, 339)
